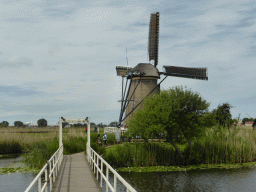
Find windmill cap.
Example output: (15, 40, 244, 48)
(131, 63, 160, 78)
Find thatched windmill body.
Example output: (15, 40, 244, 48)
(116, 12, 208, 127)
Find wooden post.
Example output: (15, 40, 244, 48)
(114, 175, 117, 192)
(59, 120, 62, 149)
(38, 178, 41, 192)
(106, 167, 109, 192)
(100, 159, 103, 188)
(97, 155, 99, 180)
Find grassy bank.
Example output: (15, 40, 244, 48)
(0, 127, 87, 154)
(0, 127, 87, 171)
(21, 136, 87, 169)
(116, 161, 256, 172)
(104, 125, 256, 169)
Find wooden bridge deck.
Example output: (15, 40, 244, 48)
(52, 152, 101, 192)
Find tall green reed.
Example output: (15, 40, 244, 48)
(183, 127, 256, 165)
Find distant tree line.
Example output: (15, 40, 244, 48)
(0, 119, 118, 128)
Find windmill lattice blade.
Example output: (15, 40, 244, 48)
(148, 12, 159, 67)
(116, 66, 134, 76)
(163, 66, 208, 80)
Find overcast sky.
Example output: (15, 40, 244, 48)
(0, 0, 255, 126)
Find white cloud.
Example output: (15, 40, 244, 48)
(0, 0, 255, 125)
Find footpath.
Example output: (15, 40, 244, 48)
(52, 152, 101, 192)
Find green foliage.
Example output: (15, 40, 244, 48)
(242, 117, 254, 125)
(90, 122, 96, 126)
(14, 121, 24, 127)
(108, 121, 118, 127)
(214, 103, 233, 127)
(97, 122, 104, 128)
(106, 133, 116, 145)
(90, 133, 106, 155)
(104, 143, 181, 168)
(0, 140, 22, 154)
(127, 85, 210, 145)
(0, 121, 9, 127)
(63, 136, 87, 155)
(73, 123, 84, 127)
(105, 126, 256, 168)
(183, 127, 256, 165)
(200, 110, 217, 128)
(37, 118, 47, 127)
(22, 138, 59, 168)
(22, 136, 87, 168)
(62, 122, 69, 128)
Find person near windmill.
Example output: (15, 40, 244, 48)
(252, 119, 256, 131)
(103, 132, 108, 145)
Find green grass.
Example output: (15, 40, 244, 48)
(104, 125, 256, 168)
(21, 136, 87, 169)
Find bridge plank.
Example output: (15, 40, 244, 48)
(52, 152, 101, 192)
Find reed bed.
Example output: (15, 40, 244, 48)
(105, 142, 180, 167)
(184, 126, 256, 165)
(104, 125, 256, 168)
(0, 127, 86, 154)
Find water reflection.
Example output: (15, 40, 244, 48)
(0, 155, 42, 192)
(0, 172, 38, 192)
(0, 155, 26, 168)
(118, 168, 256, 192)
(97, 167, 256, 192)
(2, 155, 256, 192)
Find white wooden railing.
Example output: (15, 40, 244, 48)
(87, 144, 136, 192)
(25, 144, 63, 192)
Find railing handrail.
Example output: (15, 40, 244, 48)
(25, 163, 48, 191)
(89, 146, 134, 188)
(87, 144, 137, 192)
(25, 144, 63, 192)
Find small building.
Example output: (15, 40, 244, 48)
(47, 124, 59, 128)
(231, 120, 242, 126)
(104, 127, 127, 133)
(245, 121, 254, 126)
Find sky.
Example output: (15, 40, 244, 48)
(0, 0, 255, 126)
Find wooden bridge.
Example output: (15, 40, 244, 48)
(52, 152, 101, 192)
(25, 117, 136, 192)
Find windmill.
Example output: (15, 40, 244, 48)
(116, 12, 208, 127)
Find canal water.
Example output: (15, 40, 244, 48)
(0, 155, 39, 192)
(2, 155, 256, 192)
(100, 167, 256, 192)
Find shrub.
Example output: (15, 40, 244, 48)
(0, 140, 22, 154)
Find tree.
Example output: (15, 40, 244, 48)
(37, 118, 47, 127)
(108, 121, 118, 127)
(73, 123, 83, 127)
(200, 110, 217, 128)
(242, 117, 254, 125)
(242, 118, 249, 125)
(127, 86, 210, 160)
(231, 119, 238, 129)
(97, 123, 104, 128)
(90, 122, 96, 126)
(1, 121, 9, 127)
(214, 103, 233, 128)
(62, 122, 69, 128)
(14, 121, 24, 127)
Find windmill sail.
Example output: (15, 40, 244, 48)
(148, 12, 160, 67)
(116, 66, 134, 76)
(116, 11, 209, 127)
(162, 66, 208, 80)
